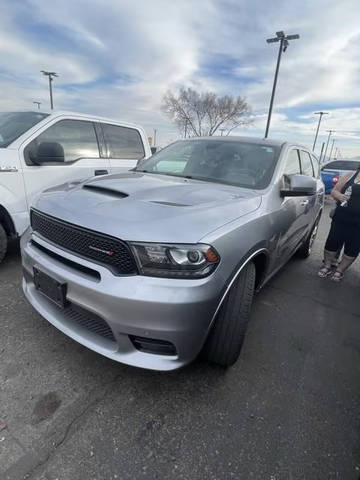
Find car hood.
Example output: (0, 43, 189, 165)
(34, 172, 262, 243)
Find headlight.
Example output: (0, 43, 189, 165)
(130, 242, 220, 278)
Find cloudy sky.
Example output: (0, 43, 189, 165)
(1, 0, 360, 157)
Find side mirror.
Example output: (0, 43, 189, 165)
(151, 147, 157, 155)
(33, 142, 65, 164)
(280, 174, 317, 197)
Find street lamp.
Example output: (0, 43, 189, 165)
(313, 111, 328, 151)
(329, 138, 336, 162)
(323, 129, 335, 164)
(41, 71, 58, 109)
(33, 101, 41, 110)
(264, 30, 300, 138)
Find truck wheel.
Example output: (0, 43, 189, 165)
(296, 217, 320, 259)
(203, 262, 255, 367)
(0, 223, 7, 264)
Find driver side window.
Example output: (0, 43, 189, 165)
(25, 120, 100, 165)
(283, 149, 301, 189)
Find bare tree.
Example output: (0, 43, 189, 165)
(161, 87, 253, 137)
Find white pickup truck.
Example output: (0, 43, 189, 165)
(0, 110, 151, 263)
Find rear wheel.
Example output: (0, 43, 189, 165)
(296, 216, 320, 259)
(0, 223, 7, 264)
(203, 262, 255, 367)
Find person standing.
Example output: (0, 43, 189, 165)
(318, 166, 360, 281)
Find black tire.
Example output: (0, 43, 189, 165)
(0, 223, 7, 264)
(296, 216, 320, 259)
(203, 262, 256, 367)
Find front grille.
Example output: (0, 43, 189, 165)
(30, 209, 137, 275)
(63, 304, 116, 342)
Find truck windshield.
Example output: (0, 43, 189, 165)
(136, 139, 279, 189)
(0, 112, 49, 148)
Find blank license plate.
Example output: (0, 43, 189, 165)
(33, 267, 67, 308)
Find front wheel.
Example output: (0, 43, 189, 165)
(202, 262, 256, 367)
(296, 216, 320, 259)
(0, 223, 7, 264)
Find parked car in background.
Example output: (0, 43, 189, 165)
(321, 159, 360, 194)
(0, 111, 151, 263)
(22, 137, 324, 371)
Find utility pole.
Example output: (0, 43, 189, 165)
(329, 138, 336, 161)
(33, 101, 41, 110)
(313, 111, 328, 151)
(323, 129, 335, 164)
(41, 71, 58, 109)
(264, 30, 300, 138)
(319, 142, 325, 164)
(153, 129, 157, 147)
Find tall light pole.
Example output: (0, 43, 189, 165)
(219, 128, 226, 136)
(153, 129, 157, 147)
(33, 101, 41, 110)
(313, 111, 328, 151)
(264, 30, 300, 138)
(323, 129, 335, 163)
(41, 71, 58, 109)
(319, 142, 325, 163)
(329, 138, 336, 161)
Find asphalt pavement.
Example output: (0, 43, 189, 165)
(1, 205, 359, 480)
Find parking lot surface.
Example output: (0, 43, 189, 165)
(1, 206, 359, 480)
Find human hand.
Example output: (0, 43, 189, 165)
(337, 193, 349, 203)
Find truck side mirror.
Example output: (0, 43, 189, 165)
(33, 142, 65, 164)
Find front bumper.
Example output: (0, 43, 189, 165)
(21, 232, 223, 371)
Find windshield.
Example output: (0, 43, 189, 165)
(137, 139, 279, 189)
(0, 112, 49, 148)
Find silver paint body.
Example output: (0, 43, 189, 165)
(21, 138, 324, 370)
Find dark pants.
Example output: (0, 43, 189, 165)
(325, 218, 360, 258)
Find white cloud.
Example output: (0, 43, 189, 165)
(0, 0, 359, 156)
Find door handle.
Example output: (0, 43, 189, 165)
(300, 200, 309, 206)
(94, 169, 108, 176)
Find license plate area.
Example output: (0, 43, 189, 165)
(33, 267, 67, 309)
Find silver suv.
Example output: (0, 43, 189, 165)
(22, 137, 324, 371)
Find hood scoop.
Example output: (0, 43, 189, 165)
(83, 184, 128, 198)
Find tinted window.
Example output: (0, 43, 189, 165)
(311, 154, 320, 178)
(323, 160, 359, 171)
(102, 124, 144, 159)
(300, 150, 314, 177)
(31, 120, 99, 163)
(284, 149, 301, 175)
(0, 112, 49, 148)
(136, 140, 279, 189)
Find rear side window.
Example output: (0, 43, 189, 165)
(102, 124, 145, 159)
(27, 119, 100, 164)
(300, 150, 314, 177)
(284, 149, 301, 175)
(323, 160, 359, 171)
